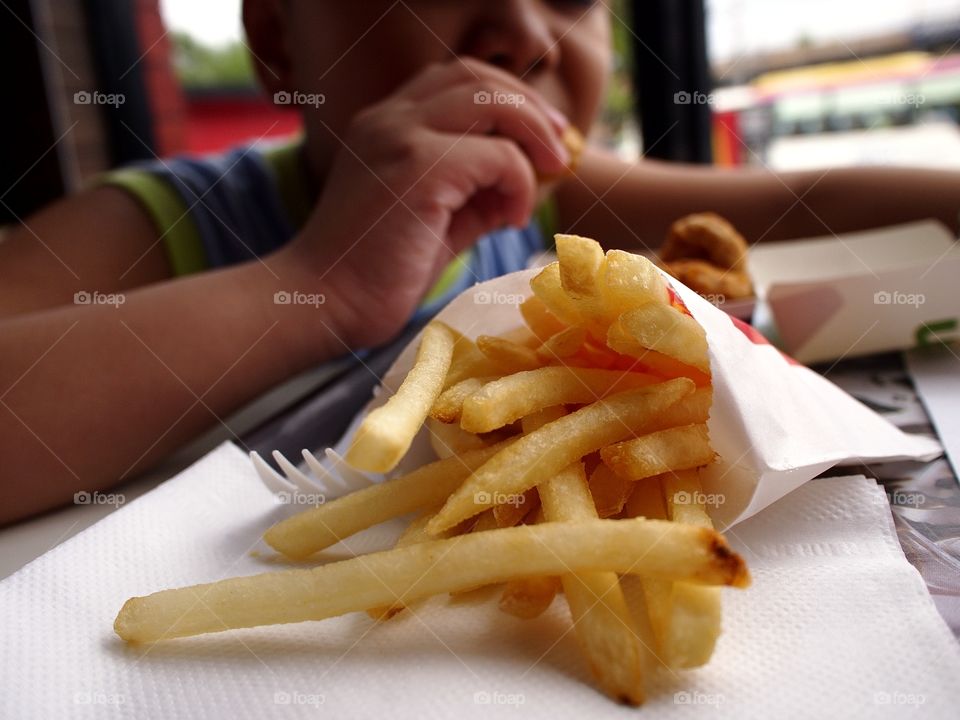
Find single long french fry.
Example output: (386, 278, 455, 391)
(346, 322, 456, 472)
(540, 463, 646, 705)
(460, 367, 661, 434)
(427, 379, 695, 534)
(115, 518, 749, 643)
(601, 424, 715, 481)
(265, 441, 514, 559)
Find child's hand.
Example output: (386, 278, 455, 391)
(280, 58, 572, 348)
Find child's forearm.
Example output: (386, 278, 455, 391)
(0, 255, 349, 524)
(561, 149, 960, 248)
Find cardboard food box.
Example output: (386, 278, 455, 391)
(749, 220, 960, 364)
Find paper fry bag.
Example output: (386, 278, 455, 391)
(336, 268, 941, 529)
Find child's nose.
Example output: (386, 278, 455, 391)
(462, 0, 560, 78)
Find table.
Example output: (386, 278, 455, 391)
(2, 348, 958, 640)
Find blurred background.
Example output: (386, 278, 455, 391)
(4, 0, 960, 221)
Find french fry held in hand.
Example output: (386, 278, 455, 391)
(117, 232, 751, 706)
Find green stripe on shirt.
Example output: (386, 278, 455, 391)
(97, 168, 207, 276)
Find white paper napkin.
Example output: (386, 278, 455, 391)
(2, 441, 958, 719)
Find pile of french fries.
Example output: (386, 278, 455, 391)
(115, 235, 750, 705)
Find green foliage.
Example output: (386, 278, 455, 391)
(171, 32, 255, 90)
(601, 0, 637, 138)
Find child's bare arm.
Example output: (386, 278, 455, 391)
(0, 186, 173, 317)
(0, 243, 354, 524)
(0, 58, 571, 523)
(558, 147, 960, 248)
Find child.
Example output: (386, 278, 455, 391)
(1, 0, 957, 523)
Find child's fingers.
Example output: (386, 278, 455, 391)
(418, 86, 569, 177)
(395, 56, 568, 133)
(435, 134, 538, 245)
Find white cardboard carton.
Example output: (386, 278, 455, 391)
(750, 221, 960, 364)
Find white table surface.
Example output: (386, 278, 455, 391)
(0, 360, 343, 580)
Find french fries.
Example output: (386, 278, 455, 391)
(540, 462, 647, 705)
(661, 470, 723, 667)
(426, 379, 695, 534)
(588, 462, 633, 518)
(264, 441, 513, 559)
(616, 303, 710, 374)
(426, 417, 491, 458)
(598, 249, 671, 314)
(460, 366, 660, 434)
(476, 334, 543, 373)
(498, 575, 561, 620)
(115, 518, 748, 643)
(430, 376, 496, 424)
(116, 232, 751, 706)
(535, 325, 587, 361)
(556, 234, 605, 300)
(346, 321, 456, 472)
(519, 295, 567, 340)
(602, 424, 716, 481)
(626, 472, 723, 669)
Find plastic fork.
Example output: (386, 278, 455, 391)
(250, 447, 374, 504)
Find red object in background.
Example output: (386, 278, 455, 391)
(135, 1, 302, 158)
(712, 111, 743, 168)
(183, 93, 302, 154)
